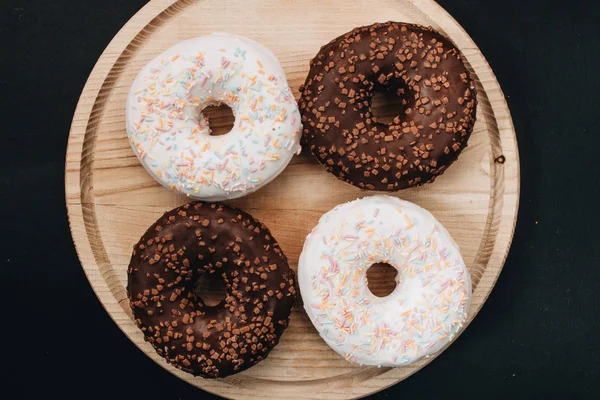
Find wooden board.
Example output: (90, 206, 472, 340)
(65, 0, 520, 398)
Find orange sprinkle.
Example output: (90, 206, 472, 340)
(171, 54, 180, 62)
(273, 138, 280, 148)
(256, 60, 263, 68)
(404, 215, 414, 229)
(196, 52, 204, 60)
(258, 69, 265, 75)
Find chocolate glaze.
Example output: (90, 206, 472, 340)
(127, 202, 296, 378)
(299, 22, 477, 190)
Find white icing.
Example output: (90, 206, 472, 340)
(298, 195, 471, 367)
(126, 33, 301, 201)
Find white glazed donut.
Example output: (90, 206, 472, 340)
(298, 195, 471, 367)
(126, 33, 301, 201)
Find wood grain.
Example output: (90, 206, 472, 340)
(65, 0, 520, 398)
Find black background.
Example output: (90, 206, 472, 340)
(2, 0, 599, 398)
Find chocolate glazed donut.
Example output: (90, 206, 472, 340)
(127, 202, 296, 378)
(299, 22, 477, 190)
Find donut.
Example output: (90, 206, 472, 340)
(127, 201, 296, 378)
(298, 22, 477, 190)
(298, 195, 471, 366)
(126, 33, 302, 201)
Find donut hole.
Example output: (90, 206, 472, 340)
(370, 84, 410, 125)
(366, 262, 398, 298)
(201, 103, 235, 136)
(194, 271, 227, 307)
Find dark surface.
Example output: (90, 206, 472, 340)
(1, 0, 599, 398)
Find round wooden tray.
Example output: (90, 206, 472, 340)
(65, 0, 519, 398)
